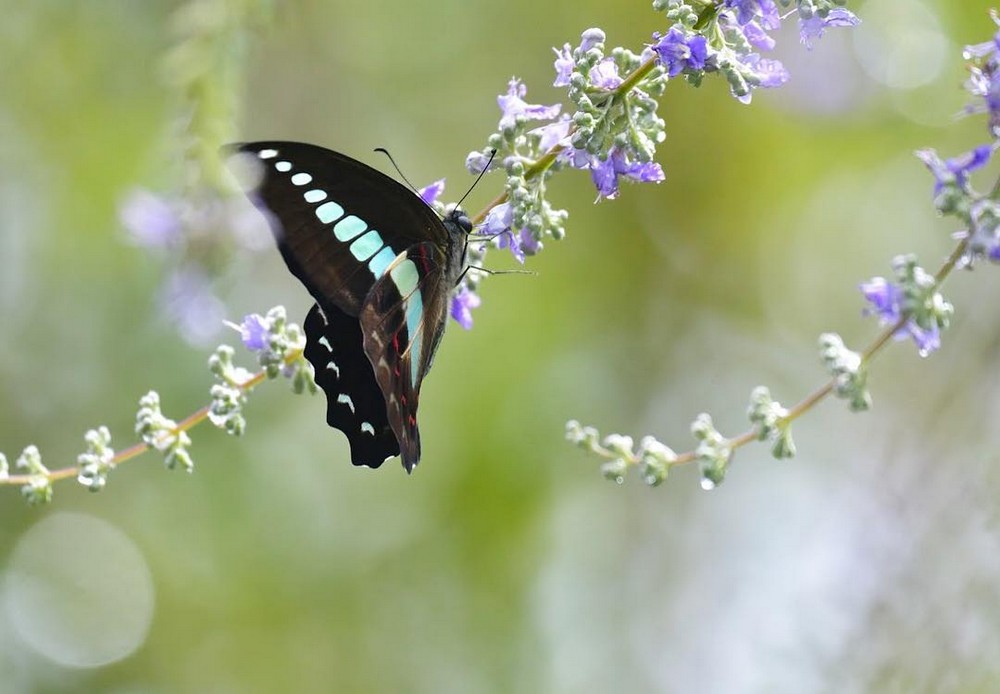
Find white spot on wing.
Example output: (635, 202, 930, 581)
(275, 161, 292, 172)
(304, 189, 327, 203)
(337, 393, 355, 413)
(361, 422, 375, 435)
(325, 361, 340, 378)
(258, 148, 278, 159)
(291, 172, 312, 186)
(318, 336, 332, 351)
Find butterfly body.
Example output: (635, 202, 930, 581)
(231, 141, 471, 472)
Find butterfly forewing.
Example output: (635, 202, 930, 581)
(232, 141, 450, 317)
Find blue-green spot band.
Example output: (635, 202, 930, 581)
(349, 230, 384, 261)
(368, 247, 398, 279)
(334, 215, 366, 241)
(316, 201, 344, 225)
(390, 259, 419, 297)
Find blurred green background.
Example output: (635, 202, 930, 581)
(2, 1, 1000, 692)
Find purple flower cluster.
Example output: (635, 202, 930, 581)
(460, 8, 863, 330)
(481, 74, 665, 253)
(650, 2, 859, 104)
(860, 277, 941, 357)
(860, 254, 954, 358)
(964, 13, 1000, 136)
(915, 146, 994, 198)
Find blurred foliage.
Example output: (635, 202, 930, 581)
(1, 1, 1000, 692)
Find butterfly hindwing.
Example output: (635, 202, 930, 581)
(303, 303, 399, 467)
(359, 242, 453, 472)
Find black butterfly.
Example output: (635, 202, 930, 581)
(229, 141, 472, 472)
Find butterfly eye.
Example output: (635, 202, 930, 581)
(452, 209, 473, 234)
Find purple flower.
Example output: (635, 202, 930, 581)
(860, 278, 941, 356)
(450, 287, 481, 330)
(579, 28, 605, 53)
(652, 27, 710, 78)
(732, 54, 789, 103)
(742, 20, 776, 51)
(419, 178, 445, 206)
(746, 55, 789, 88)
(589, 58, 623, 89)
(907, 322, 941, 356)
(532, 117, 572, 152)
(120, 189, 181, 248)
(586, 148, 665, 200)
(465, 151, 493, 175)
(479, 202, 524, 263)
(799, 9, 861, 49)
(915, 145, 993, 196)
(965, 64, 1000, 134)
(726, 0, 780, 29)
(860, 277, 902, 323)
(481, 201, 513, 238)
(232, 313, 270, 352)
(497, 230, 525, 264)
(553, 44, 574, 87)
(498, 79, 561, 130)
(965, 25, 1000, 136)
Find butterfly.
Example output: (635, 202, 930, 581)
(229, 141, 472, 472)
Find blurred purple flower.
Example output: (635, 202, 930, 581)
(742, 20, 776, 51)
(726, 0, 780, 29)
(120, 189, 182, 248)
(915, 145, 993, 196)
(652, 27, 709, 78)
(733, 54, 789, 103)
(232, 313, 270, 352)
(450, 287, 481, 330)
(419, 178, 445, 206)
(533, 117, 572, 151)
(860, 277, 902, 323)
(160, 267, 226, 346)
(860, 277, 941, 356)
(799, 9, 861, 49)
(553, 44, 574, 87)
(498, 79, 561, 130)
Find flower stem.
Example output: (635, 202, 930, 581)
(0, 349, 302, 488)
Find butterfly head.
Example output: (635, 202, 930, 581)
(444, 206, 473, 235)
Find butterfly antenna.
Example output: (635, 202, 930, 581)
(471, 265, 536, 276)
(455, 149, 497, 211)
(457, 265, 536, 283)
(374, 147, 422, 197)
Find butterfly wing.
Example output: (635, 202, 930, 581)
(359, 242, 453, 472)
(230, 141, 450, 317)
(228, 141, 463, 471)
(303, 303, 399, 467)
